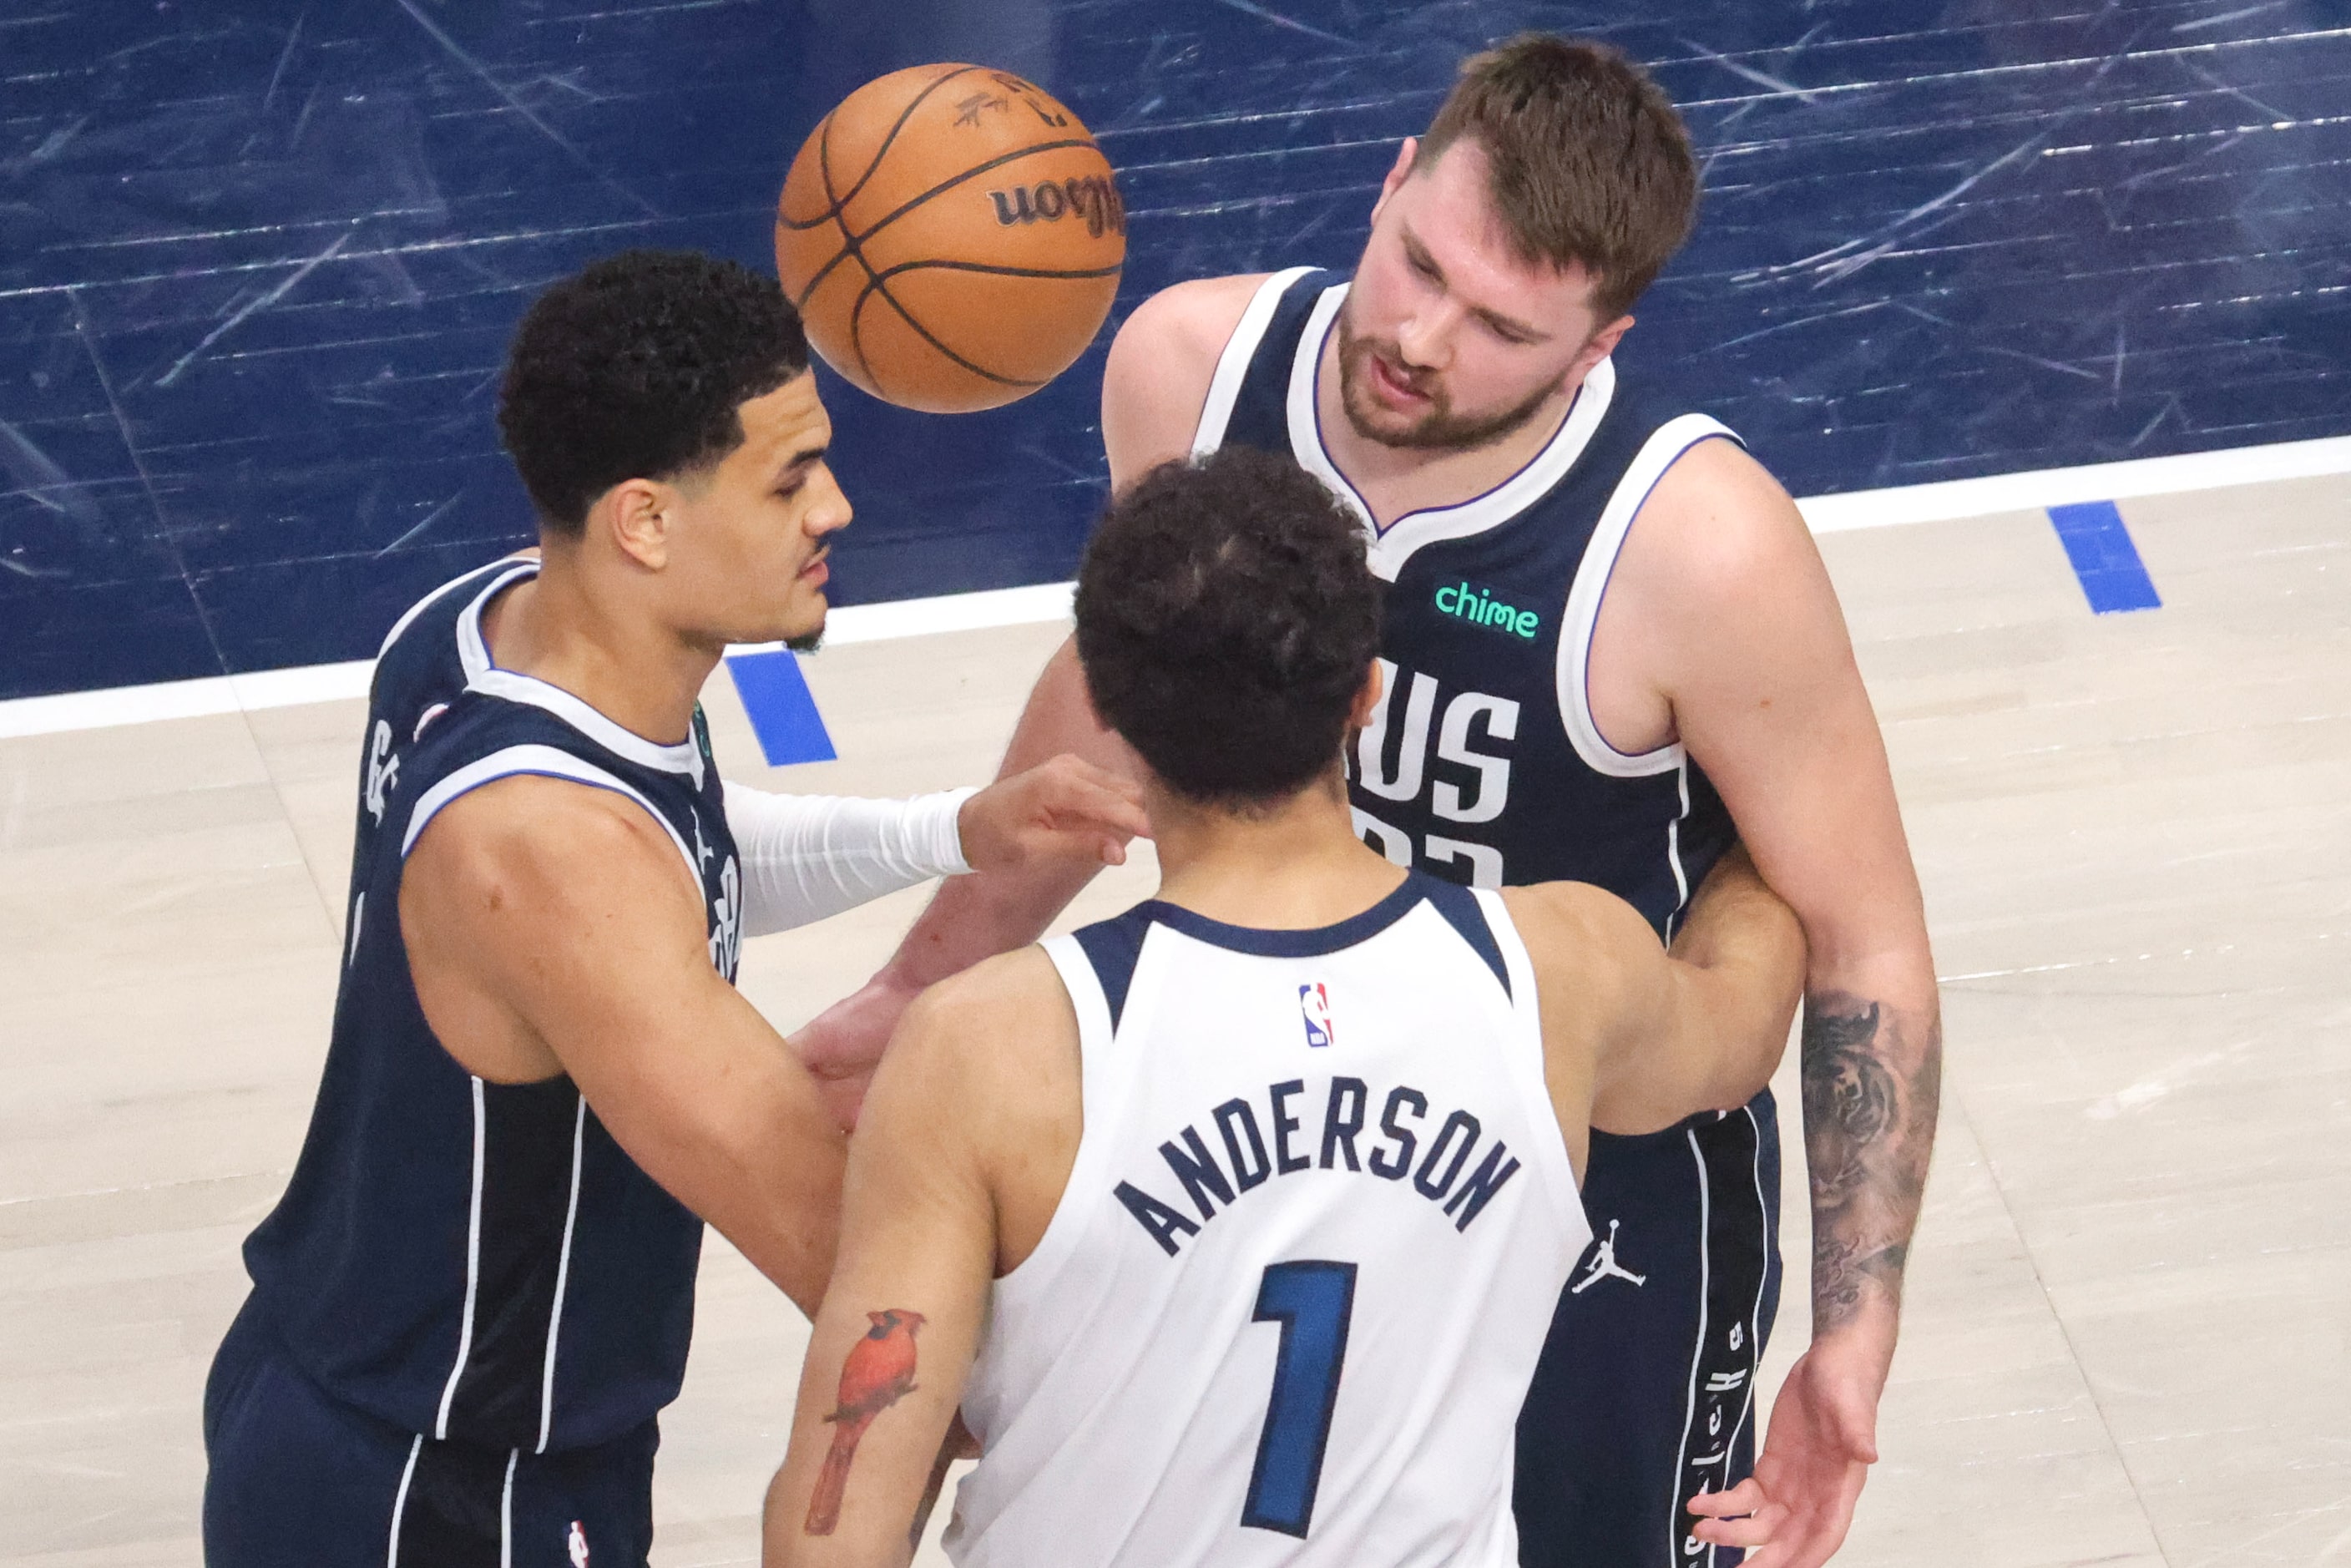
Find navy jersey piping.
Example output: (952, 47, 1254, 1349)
(1072, 909, 1153, 1033)
(1072, 872, 1511, 1031)
(1415, 878, 1512, 998)
(1132, 873, 1424, 958)
(468, 666, 704, 787)
(401, 743, 702, 886)
(1557, 413, 1743, 780)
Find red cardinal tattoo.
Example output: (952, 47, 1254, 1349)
(804, 1308, 927, 1535)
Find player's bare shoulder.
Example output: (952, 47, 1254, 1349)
(1618, 435, 1823, 623)
(887, 945, 1079, 1119)
(877, 944, 1083, 1265)
(899, 944, 1070, 1046)
(1498, 880, 1673, 1070)
(1499, 881, 1661, 1003)
(1102, 272, 1276, 483)
(404, 771, 700, 928)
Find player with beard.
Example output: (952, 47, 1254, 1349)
(794, 36, 1941, 1568)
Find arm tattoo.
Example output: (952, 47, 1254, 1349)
(1801, 993, 1941, 1333)
(805, 1308, 928, 1536)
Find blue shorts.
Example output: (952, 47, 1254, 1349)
(1514, 1090, 1783, 1568)
(204, 1298, 660, 1568)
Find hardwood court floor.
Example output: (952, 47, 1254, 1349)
(2, 473, 2344, 1566)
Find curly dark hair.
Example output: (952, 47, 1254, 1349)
(1075, 448, 1383, 808)
(497, 250, 810, 533)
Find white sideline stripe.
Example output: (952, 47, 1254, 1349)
(1797, 432, 2351, 532)
(5, 433, 2344, 741)
(387, 1432, 422, 1568)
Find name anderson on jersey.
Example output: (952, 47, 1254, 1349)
(1113, 1074, 1523, 1256)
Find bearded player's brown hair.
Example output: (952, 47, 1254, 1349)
(1417, 35, 1700, 320)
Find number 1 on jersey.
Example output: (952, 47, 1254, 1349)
(1241, 1260, 1358, 1537)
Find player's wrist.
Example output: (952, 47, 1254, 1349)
(866, 952, 934, 1000)
(1806, 1297, 1899, 1372)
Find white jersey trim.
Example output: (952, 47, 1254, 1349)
(1003, 936, 1131, 1303)
(458, 558, 539, 683)
(1673, 1125, 1716, 1567)
(1664, 757, 1693, 944)
(498, 1446, 518, 1568)
(1718, 1104, 1772, 1525)
(434, 1075, 488, 1441)
(1191, 267, 1318, 458)
(401, 744, 702, 893)
(536, 1095, 588, 1454)
(1286, 285, 1374, 537)
(1281, 281, 1621, 584)
(1554, 413, 1742, 779)
(376, 554, 535, 661)
(467, 666, 705, 788)
(1470, 888, 1590, 1227)
(387, 1432, 422, 1567)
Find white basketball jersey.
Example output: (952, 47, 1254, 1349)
(946, 873, 1591, 1568)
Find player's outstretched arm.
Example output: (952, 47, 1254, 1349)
(790, 275, 1266, 1120)
(402, 776, 846, 1315)
(786, 660, 1140, 1122)
(762, 960, 1054, 1566)
(1512, 845, 1805, 1139)
(724, 754, 1148, 940)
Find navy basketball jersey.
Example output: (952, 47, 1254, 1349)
(243, 595, 742, 1454)
(346, 554, 539, 918)
(1196, 269, 1738, 937)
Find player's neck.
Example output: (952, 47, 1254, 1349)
(1149, 772, 1408, 929)
(1313, 329, 1580, 528)
(477, 553, 716, 746)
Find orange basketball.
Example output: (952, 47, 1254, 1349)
(775, 65, 1126, 413)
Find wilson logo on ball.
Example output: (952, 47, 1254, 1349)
(988, 176, 1126, 238)
(776, 62, 1126, 412)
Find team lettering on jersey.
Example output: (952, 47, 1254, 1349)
(1111, 1075, 1522, 1256)
(1347, 656, 1518, 886)
(363, 719, 400, 827)
(690, 809, 743, 981)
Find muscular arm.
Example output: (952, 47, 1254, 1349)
(1605, 438, 1940, 1564)
(762, 953, 1074, 1565)
(791, 276, 1267, 1116)
(402, 777, 846, 1314)
(1508, 846, 1804, 1158)
(1613, 438, 1941, 1343)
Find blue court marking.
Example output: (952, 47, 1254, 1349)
(726, 650, 837, 766)
(2046, 501, 2162, 615)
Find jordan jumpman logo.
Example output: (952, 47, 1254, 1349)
(1570, 1219, 1648, 1294)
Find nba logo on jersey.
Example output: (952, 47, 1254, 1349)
(1297, 982, 1336, 1049)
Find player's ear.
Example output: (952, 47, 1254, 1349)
(1569, 314, 1636, 383)
(604, 478, 671, 570)
(1372, 137, 1418, 220)
(1347, 659, 1384, 729)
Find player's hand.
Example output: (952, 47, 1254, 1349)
(957, 753, 1150, 873)
(790, 974, 922, 1131)
(1689, 1328, 1886, 1566)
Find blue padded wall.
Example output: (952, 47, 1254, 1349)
(3, 1, 2347, 699)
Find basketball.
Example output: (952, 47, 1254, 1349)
(775, 65, 1126, 413)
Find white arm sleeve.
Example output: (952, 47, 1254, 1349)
(723, 780, 978, 938)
